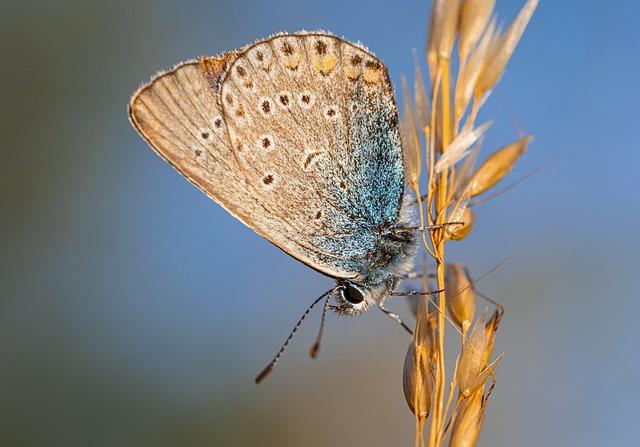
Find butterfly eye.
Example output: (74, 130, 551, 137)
(341, 283, 365, 305)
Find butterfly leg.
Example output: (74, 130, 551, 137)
(400, 271, 437, 280)
(377, 301, 413, 335)
(393, 222, 464, 234)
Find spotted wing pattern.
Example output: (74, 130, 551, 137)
(218, 33, 405, 278)
(129, 33, 405, 280)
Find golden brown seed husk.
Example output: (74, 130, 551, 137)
(403, 342, 434, 418)
(470, 135, 532, 197)
(474, 0, 538, 98)
(428, 0, 462, 73)
(404, 294, 436, 417)
(401, 77, 422, 193)
(449, 388, 485, 447)
(459, 0, 496, 63)
(445, 264, 476, 331)
(457, 310, 504, 397)
(450, 208, 475, 241)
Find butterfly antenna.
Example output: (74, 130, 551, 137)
(309, 294, 331, 358)
(255, 288, 335, 384)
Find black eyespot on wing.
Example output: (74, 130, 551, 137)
(365, 60, 381, 70)
(315, 40, 327, 55)
(262, 100, 271, 114)
(282, 42, 294, 55)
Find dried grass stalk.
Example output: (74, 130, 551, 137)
(401, 1, 537, 446)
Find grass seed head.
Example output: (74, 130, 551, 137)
(413, 53, 432, 129)
(449, 208, 475, 241)
(474, 0, 538, 98)
(459, 0, 496, 63)
(455, 17, 497, 121)
(404, 294, 436, 418)
(428, 0, 462, 73)
(470, 135, 532, 196)
(445, 264, 476, 331)
(449, 388, 485, 447)
(401, 77, 422, 195)
(402, 0, 536, 443)
(435, 122, 491, 174)
(457, 310, 504, 397)
(403, 340, 434, 418)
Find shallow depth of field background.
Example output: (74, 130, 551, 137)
(2, 1, 639, 446)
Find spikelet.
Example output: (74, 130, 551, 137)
(403, 277, 437, 446)
(449, 388, 486, 447)
(403, 316, 435, 418)
(445, 264, 476, 332)
(451, 144, 480, 199)
(445, 179, 474, 241)
(469, 135, 533, 196)
(438, 0, 462, 61)
(455, 18, 498, 123)
(428, 0, 462, 75)
(435, 122, 491, 174)
(457, 310, 504, 398)
(458, 0, 496, 63)
(402, 76, 423, 196)
(475, 0, 539, 99)
(414, 51, 432, 130)
(400, 1, 536, 445)
(449, 208, 475, 241)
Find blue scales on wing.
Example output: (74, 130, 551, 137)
(129, 32, 407, 282)
(218, 32, 406, 281)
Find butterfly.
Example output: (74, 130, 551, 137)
(129, 32, 431, 381)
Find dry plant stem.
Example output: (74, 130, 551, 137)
(424, 68, 442, 447)
(426, 70, 442, 227)
(429, 57, 453, 447)
(405, 2, 538, 444)
(436, 58, 452, 439)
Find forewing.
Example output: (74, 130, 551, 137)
(128, 55, 356, 278)
(219, 33, 405, 277)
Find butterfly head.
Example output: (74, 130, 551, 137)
(333, 280, 391, 317)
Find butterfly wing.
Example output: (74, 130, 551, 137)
(129, 33, 405, 281)
(128, 52, 359, 278)
(218, 33, 405, 279)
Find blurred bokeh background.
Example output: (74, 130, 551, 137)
(2, 0, 639, 446)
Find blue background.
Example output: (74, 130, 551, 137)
(2, 0, 639, 445)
